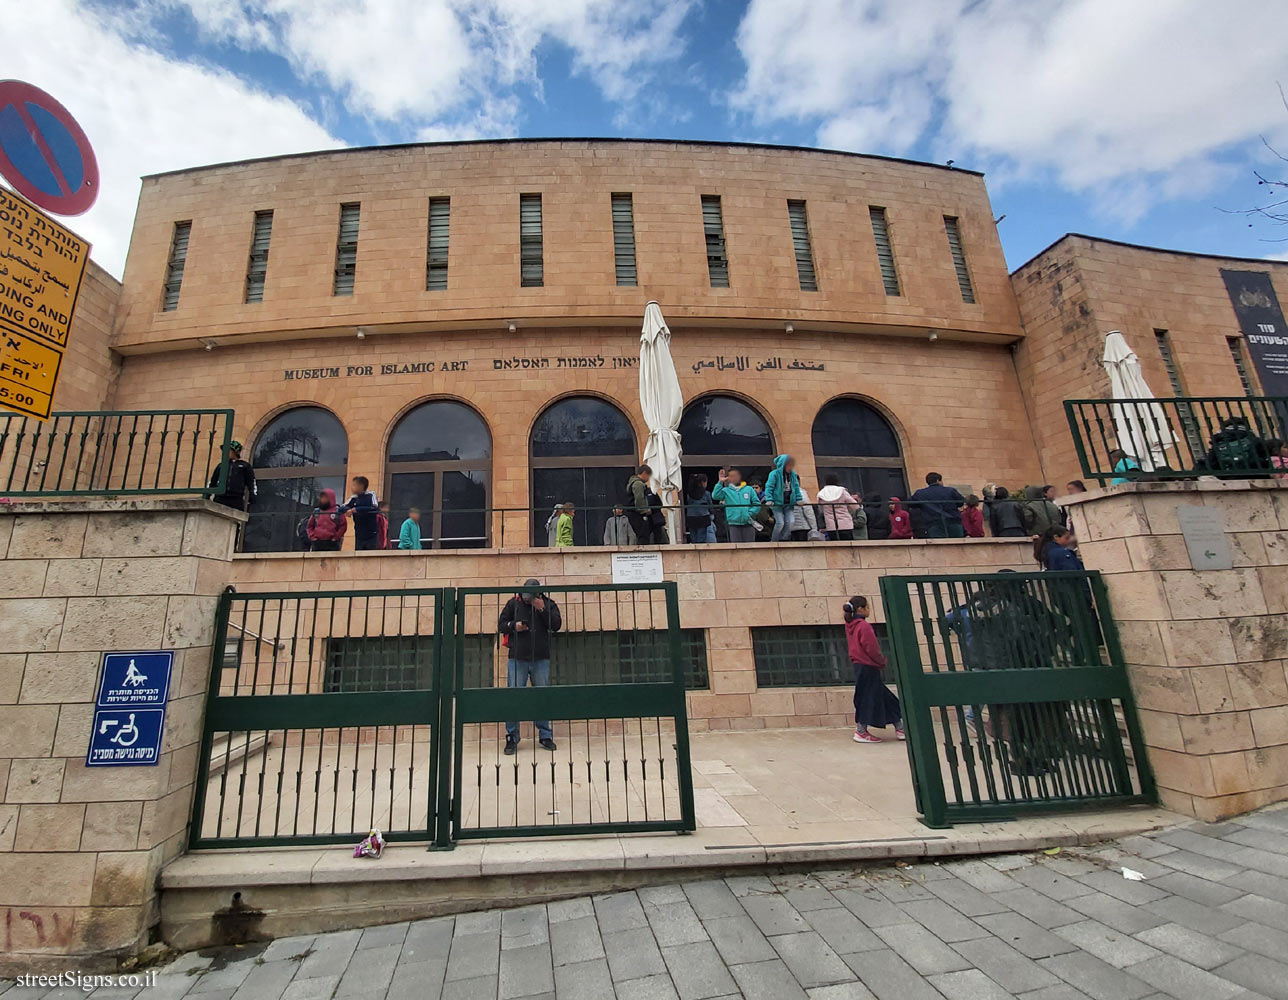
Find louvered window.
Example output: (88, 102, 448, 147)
(520, 194, 543, 287)
(333, 203, 360, 296)
(611, 193, 637, 287)
(869, 207, 900, 296)
(244, 211, 273, 303)
(701, 195, 729, 288)
(943, 216, 975, 303)
(426, 198, 450, 291)
(1228, 337, 1257, 395)
(1157, 329, 1202, 452)
(161, 221, 191, 311)
(787, 200, 818, 292)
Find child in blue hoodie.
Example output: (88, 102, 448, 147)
(341, 476, 381, 550)
(763, 454, 802, 542)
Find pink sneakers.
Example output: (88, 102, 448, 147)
(853, 729, 882, 743)
(895, 727, 906, 741)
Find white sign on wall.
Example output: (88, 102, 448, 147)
(612, 552, 664, 584)
(1176, 505, 1233, 572)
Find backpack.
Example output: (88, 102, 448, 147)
(295, 517, 310, 545)
(1213, 432, 1258, 471)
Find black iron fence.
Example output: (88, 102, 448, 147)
(1065, 395, 1288, 484)
(0, 408, 234, 497)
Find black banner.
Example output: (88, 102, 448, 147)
(1221, 268, 1288, 396)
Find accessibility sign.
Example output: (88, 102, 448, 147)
(0, 186, 89, 419)
(87, 652, 173, 767)
(0, 81, 98, 216)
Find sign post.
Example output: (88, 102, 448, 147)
(87, 652, 173, 767)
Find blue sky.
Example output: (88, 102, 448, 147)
(7, 0, 1288, 276)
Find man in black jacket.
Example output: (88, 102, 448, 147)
(498, 579, 563, 754)
(208, 440, 257, 512)
(910, 472, 966, 538)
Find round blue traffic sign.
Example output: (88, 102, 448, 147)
(0, 80, 98, 215)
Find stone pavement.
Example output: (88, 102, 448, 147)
(11, 805, 1288, 999)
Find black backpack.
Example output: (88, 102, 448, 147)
(296, 516, 311, 545)
(1213, 431, 1258, 471)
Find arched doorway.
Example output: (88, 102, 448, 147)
(530, 396, 637, 546)
(678, 395, 776, 540)
(811, 397, 907, 538)
(245, 406, 348, 552)
(386, 400, 491, 548)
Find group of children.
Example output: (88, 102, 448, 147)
(302, 476, 426, 552)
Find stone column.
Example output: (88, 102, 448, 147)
(0, 499, 241, 972)
(1066, 481, 1288, 820)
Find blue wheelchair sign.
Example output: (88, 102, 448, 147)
(88, 651, 172, 766)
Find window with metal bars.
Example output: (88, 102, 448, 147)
(701, 195, 729, 288)
(536, 629, 709, 689)
(161, 221, 191, 311)
(868, 207, 900, 296)
(332, 203, 360, 296)
(520, 193, 543, 287)
(426, 197, 450, 291)
(752, 625, 891, 688)
(943, 216, 975, 303)
(244, 211, 273, 303)
(1154, 330, 1186, 395)
(786, 200, 818, 292)
(324, 635, 493, 692)
(1228, 337, 1257, 395)
(611, 193, 637, 286)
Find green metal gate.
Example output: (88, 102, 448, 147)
(878, 570, 1155, 828)
(190, 583, 695, 849)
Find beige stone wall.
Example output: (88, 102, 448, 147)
(228, 537, 1036, 730)
(1067, 481, 1288, 820)
(1012, 236, 1288, 488)
(53, 261, 121, 412)
(0, 500, 239, 971)
(116, 140, 1022, 353)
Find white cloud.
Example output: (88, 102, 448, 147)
(734, 0, 1288, 217)
(2, 0, 340, 277)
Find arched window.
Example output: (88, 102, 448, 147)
(530, 397, 637, 546)
(679, 395, 775, 539)
(811, 397, 907, 523)
(245, 406, 348, 553)
(386, 400, 491, 549)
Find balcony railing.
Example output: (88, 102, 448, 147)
(0, 409, 235, 497)
(1064, 396, 1288, 484)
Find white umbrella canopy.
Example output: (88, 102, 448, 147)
(1102, 330, 1176, 471)
(639, 301, 683, 543)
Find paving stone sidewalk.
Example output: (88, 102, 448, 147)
(9, 805, 1288, 999)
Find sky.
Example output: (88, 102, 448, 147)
(6, 0, 1288, 278)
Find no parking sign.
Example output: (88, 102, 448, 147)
(0, 80, 98, 216)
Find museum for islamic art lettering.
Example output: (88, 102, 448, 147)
(282, 353, 826, 381)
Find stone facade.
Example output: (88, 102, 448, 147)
(0, 500, 240, 972)
(1066, 481, 1288, 820)
(52, 261, 121, 413)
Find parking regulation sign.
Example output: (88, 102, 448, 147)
(87, 651, 173, 767)
(0, 80, 98, 215)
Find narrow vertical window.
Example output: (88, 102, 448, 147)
(611, 193, 637, 287)
(1154, 330, 1186, 395)
(244, 210, 273, 303)
(519, 194, 543, 287)
(787, 200, 818, 292)
(1228, 337, 1257, 395)
(943, 216, 975, 303)
(426, 197, 450, 291)
(161, 221, 191, 311)
(869, 207, 900, 296)
(701, 195, 729, 288)
(333, 203, 360, 296)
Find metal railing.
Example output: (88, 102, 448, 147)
(1065, 396, 1288, 484)
(879, 570, 1154, 828)
(0, 409, 234, 497)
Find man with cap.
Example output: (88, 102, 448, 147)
(208, 440, 257, 513)
(498, 579, 563, 754)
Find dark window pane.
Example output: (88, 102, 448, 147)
(252, 407, 348, 470)
(531, 398, 635, 458)
(243, 474, 346, 553)
(440, 470, 488, 548)
(536, 630, 708, 688)
(752, 624, 892, 687)
(388, 401, 491, 462)
(532, 465, 634, 545)
(678, 396, 773, 456)
(388, 472, 435, 545)
(811, 398, 901, 458)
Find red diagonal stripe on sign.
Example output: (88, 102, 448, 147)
(14, 100, 71, 197)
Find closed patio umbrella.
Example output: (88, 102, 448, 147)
(1102, 330, 1175, 471)
(640, 301, 683, 543)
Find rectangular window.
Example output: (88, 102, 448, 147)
(701, 194, 729, 288)
(752, 625, 891, 688)
(868, 207, 900, 296)
(520, 193, 543, 287)
(426, 197, 450, 291)
(1228, 337, 1257, 395)
(332, 203, 360, 296)
(244, 210, 273, 303)
(325, 635, 493, 692)
(161, 220, 191, 311)
(1154, 330, 1186, 395)
(943, 216, 975, 303)
(787, 200, 818, 292)
(547, 629, 709, 690)
(611, 193, 637, 287)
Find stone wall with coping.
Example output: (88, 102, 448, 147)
(1065, 481, 1288, 820)
(0, 499, 241, 972)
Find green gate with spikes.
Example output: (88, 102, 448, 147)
(878, 570, 1155, 828)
